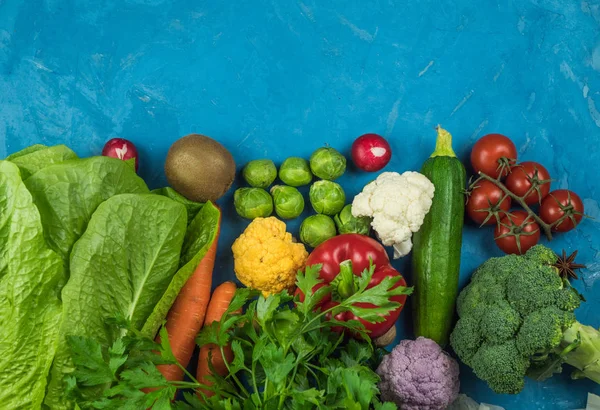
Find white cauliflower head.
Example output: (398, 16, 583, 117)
(351, 171, 435, 258)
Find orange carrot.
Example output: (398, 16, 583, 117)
(155, 222, 221, 382)
(196, 281, 238, 398)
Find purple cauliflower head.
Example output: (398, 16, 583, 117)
(376, 337, 460, 410)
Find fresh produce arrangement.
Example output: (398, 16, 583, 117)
(235, 144, 371, 248)
(64, 263, 409, 409)
(0, 141, 221, 409)
(467, 133, 586, 254)
(1, 126, 596, 410)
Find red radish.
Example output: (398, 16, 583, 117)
(102, 138, 139, 171)
(351, 133, 392, 172)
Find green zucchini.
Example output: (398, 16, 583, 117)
(411, 126, 466, 347)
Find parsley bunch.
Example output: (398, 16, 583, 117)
(66, 263, 411, 410)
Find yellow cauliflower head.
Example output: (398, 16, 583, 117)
(232, 217, 308, 296)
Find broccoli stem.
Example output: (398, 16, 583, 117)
(560, 321, 600, 384)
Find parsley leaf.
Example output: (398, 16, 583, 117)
(343, 275, 412, 323)
(295, 264, 330, 315)
(256, 292, 282, 326)
(66, 335, 117, 386)
(157, 325, 176, 364)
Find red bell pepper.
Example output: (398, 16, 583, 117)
(303, 233, 408, 338)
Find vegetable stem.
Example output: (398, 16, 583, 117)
(478, 172, 553, 240)
(219, 345, 250, 398)
(431, 126, 457, 158)
(337, 259, 356, 299)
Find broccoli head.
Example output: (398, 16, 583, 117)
(450, 245, 600, 394)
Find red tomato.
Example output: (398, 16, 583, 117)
(539, 190, 584, 232)
(466, 180, 512, 225)
(505, 161, 551, 205)
(494, 210, 540, 254)
(471, 134, 517, 179)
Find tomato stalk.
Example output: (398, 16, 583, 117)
(473, 172, 584, 241)
(493, 214, 540, 254)
(465, 185, 509, 227)
(495, 156, 516, 179)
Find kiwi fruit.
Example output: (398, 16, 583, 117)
(165, 134, 236, 203)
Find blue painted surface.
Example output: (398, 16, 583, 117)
(1, 0, 600, 408)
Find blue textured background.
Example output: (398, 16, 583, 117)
(1, 1, 599, 408)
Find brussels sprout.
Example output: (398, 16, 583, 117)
(270, 185, 304, 219)
(309, 147, 346, 180)
(300, 214, 337, 248)
(309, 180, 346, 216)
(334, 204, 371, 235)
(242, 159, 277, 188)
(279, 157, 312, 186)
(234, 188, 273, 219)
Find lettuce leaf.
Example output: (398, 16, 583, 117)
(24, 156, 149, 266)
(152, 187, 205, 223)
(7, 144, 78, 179)
(44, 194, 189, 409)
(141, 201, 221, 339)
(0, 161, 65, 408)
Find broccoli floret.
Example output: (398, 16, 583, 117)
(506, 264, 572, 316)
(450, 244, 600, 394)
(523, 244, 558, 266)
(471, 341, 530, 394)
(456, 271, 505, 318)
(516, 307, 575, 357)
(479, 301, 521, 345)
(450, 316, 482, 367)
(554, 284, 583, 312)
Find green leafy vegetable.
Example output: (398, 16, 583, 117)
(152, 187, 205, 222)
(25, 156, 149, 264)
(7, 144, 78, 178)
(44, 194, 189, 409)
(67, 264, 400, 409)
(5, 144, 48, 159)
(0, 161, 65, 409)
(141, 201, 221, 339)
(0, 146, 222, 409)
